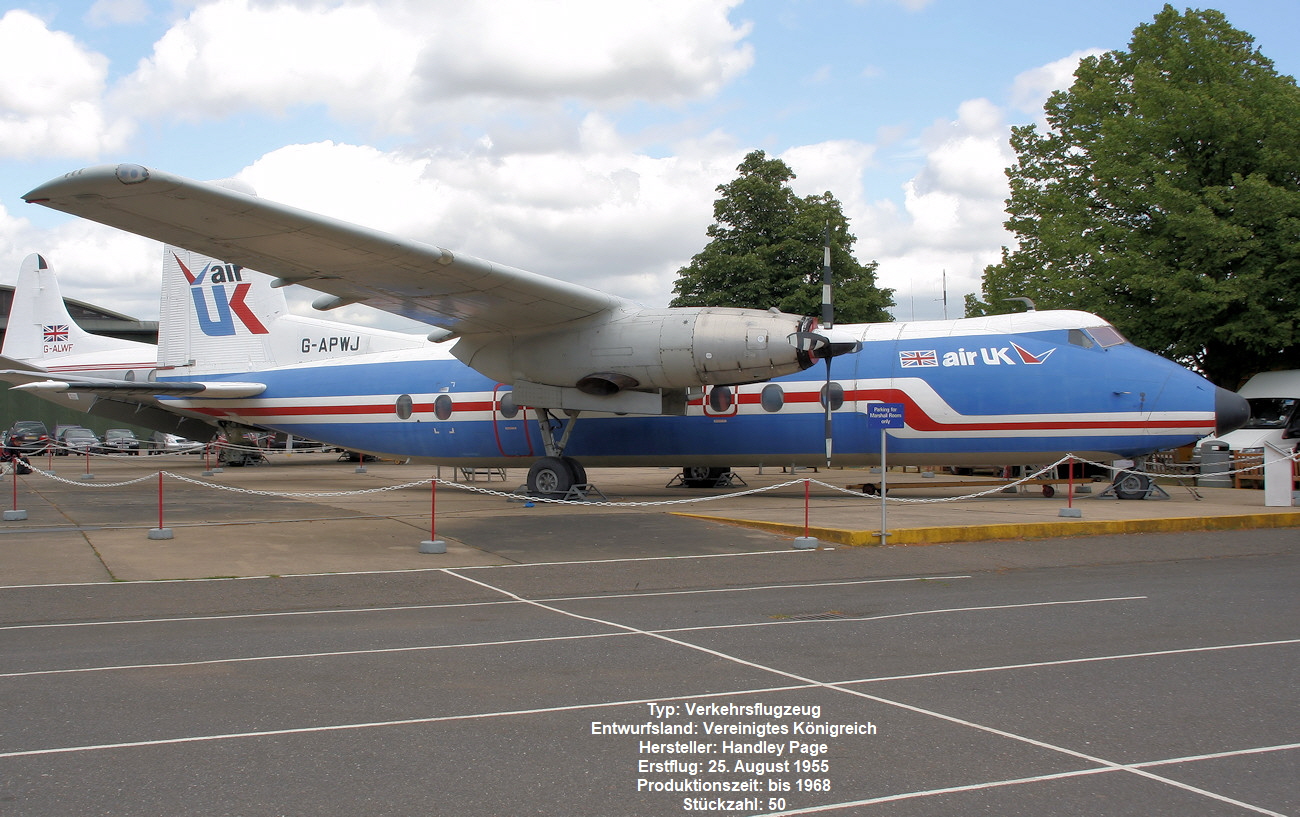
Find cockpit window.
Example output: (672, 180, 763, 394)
(1243, 397, 1297, 429)
(1085, 325, 1128, 348)
(1068, 329, 1095, 348)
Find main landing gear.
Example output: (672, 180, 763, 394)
(524, 408, 592, 497)
(526, 456, 588, 496)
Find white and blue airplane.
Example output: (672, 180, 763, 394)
(20, 163, 1248, 495)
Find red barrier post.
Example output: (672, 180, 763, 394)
(793, 478, 817, 549)
(148, 471, 173, 540)
(1067, 456, 1075, 508)
(419, 478, 446, 553)
(803, 478, 810, 539)
(4, 451, 26, 521)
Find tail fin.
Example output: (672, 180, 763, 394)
(2, 253, 149, 364)
(160, 245, 433, 376)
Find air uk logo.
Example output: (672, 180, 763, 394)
(901, 342, 1057, 368)
(175, 253, 269, 336)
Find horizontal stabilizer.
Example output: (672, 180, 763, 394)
(3, 371, 265, 398)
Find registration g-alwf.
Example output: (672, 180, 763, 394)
(21, 164, 1248, 495)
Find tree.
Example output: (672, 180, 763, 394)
(970, 5, 1300, 387)
(671, 150, 894, 324)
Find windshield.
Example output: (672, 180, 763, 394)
(1085, 325, 1128, 348)
(1243, 397, 1298, 429)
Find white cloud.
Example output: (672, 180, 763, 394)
(856, 98, 1017, 318)
(1009, 49, 1104, 119)
(113, 0, 751, 136)
(112, 0, 424, 129)
(415, 0, 752, 103)
(0, 201, 161, 318)
(234, 135, 745, 308)
(0, 10, 133, 158)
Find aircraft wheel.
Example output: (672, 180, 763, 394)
(1042, 484, 1055, 498)
(1112, 471, 1151, 500)
(681, 465, 728, 488)
(528, 456, 577, 496)
(562, 456, 587, 487)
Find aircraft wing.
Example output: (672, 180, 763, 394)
(0, 370, 266, 398)
(23, 164, 629, 337)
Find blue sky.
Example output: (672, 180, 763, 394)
(2, 0, 1297, 324)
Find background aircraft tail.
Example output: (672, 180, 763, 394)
(159, 246, 434, 376)
(1, 253, 151, 365)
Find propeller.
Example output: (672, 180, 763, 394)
(786, 223, 861, 466)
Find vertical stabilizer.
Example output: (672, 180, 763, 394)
(159, 245, 435, 377)
(159, 247, 286, 375)
(2, 253, 150, 364)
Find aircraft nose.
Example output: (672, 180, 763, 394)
(1215, 386, 1250, 435)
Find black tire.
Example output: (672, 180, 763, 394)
(562, 457, 587, 487)
(1113, 471, 1152, 500)
(681, 466, 728, 488)
(528, 456, 577, 496)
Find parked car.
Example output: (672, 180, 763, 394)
(5, 420, 51, 455)
(98, 428, 141, 454)
(56, 426, 99, 455)
(145, 432, 204, 454)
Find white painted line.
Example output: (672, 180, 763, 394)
(0, 547, 820, 591)
(837, 638, 1300, 686)
(754, 742, 1300, 816)
(6, 592, 1103, 679)
(0, 575, 970, 632)
(0, 683, 818, 760)
(0, 600, 520, 631)
(656, 596, 1147, 634)
(440, 570, 1295, 817)
(0, 631, 635, 679)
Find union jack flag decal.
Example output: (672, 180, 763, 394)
(899, 349, 937, 367)
(43, 324, 69, 343)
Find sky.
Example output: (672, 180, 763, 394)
(1, 0, 1297, 328)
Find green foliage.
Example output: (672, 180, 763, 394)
(972, 5, 1300, 386)
(671, 150, 894, 324)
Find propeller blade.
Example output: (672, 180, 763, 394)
(824, 356, 833, 466)
(821, 221, 833, 329)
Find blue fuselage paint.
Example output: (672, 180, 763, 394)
(162, 323, 1217, 468)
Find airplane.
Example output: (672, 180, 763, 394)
(1, 244, 437, 460)
(0, 251, 219, 442)
(20, 163, 1250, 496)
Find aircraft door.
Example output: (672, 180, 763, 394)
(492, 385, 534, 457)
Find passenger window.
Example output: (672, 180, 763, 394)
(820, 382, 845, 411)
(760, 384, 785, 412)
(434, 394, 454, 420)
(499, 391, 519, 419)
(709, 386, 733, 412)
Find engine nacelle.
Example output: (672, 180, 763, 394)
(452, 306, 817, 393)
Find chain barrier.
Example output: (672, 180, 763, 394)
(9, 449, 1300, 508)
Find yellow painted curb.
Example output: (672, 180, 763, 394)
(672, 511, 1300, 547)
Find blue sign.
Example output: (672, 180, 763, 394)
(867, 402, 906, 429)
